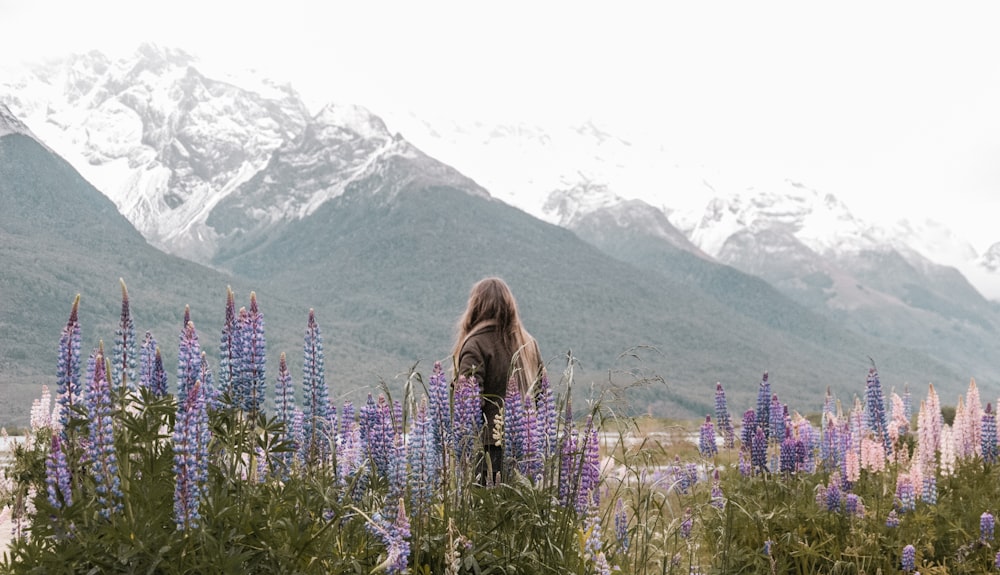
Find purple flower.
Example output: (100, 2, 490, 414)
(218, 287, 238, 399)
(240, 293, 267, 415)
(111, 279, 137, 394)
(45, 434, 72, 508)
(559, 423, 578, 507)
(901, 544, 916, 572)
(407, 400, 440, 515)
(366, 500, 411, 574)
(714, 382, 735, 449)
(86, 350, 122, 519)
(361, 395, 396, 479)
(751, 426, 768, 472)
(756, 372, 771, 439)
(680, 507, 693, 539)
(780, 429, 797, 474)
(866, 366, 892, 456)
(173, 380, 210, 530)
(699, 415, 717, 457)
(769, 394, 784, 445)
(503, 380, 527, 462)
(921, 473, 937, 505)
(740, 409, 756, 451)
(177, 320, 202, 405)
(577, 417, 600, 513)
(982, 511, 995, 542)
(535, 374, 558, 459)
(56, 295, 83, 437)
(845, 493, 864, 518)
(710, 468, 724, 509)
(896, 474, 916, 513)
(738, 449, 751, 477)
(274, 353, 299, 472)
(139, 332, 162, 397)
(614, 498, 629, 552)
(302, 309, 332, 466)
(427, 361, 450, 453)
(982, 403, 998, 464)
(336, 402, 363, 483)
(452, 376, 481, 460)
(886, 509, 900, 528)
(826, 480, 841, 512)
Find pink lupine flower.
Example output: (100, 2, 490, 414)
(860, 434, 886, 474)
(888, 392, 908, 445)
(940, 424, 956, 476)
(845, 449, 860, 483)
(917, 399, 937, 471)
(966, 378, 983, 457)
(954, 397, 976, 460)
(925, 384, 942, 455)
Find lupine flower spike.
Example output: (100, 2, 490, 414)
(56, 295, 83, 439)
(901, 544, 916, 572)
(302, 309, 332, 466)
(111, 278, 137, 395)
(699, 415, 717, 457)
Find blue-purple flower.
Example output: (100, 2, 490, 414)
(239, 293, 267, 415)
(56, 295, 83, 438)
(274, 352, 299, 472)
(45, 434, 72, 509)
(218, 287, 238, 399)
(110, 278, 137, 395)
(302, 309, 332, 466)
(769, 394, 784, 445)
(901, 544, 916, 572)
(740, 409, 756, 451)
(714, 382, 735, 449)
(982, 403, 998, 464)
(756, 372, 771, 439)
(614, 497, 629, 553)
(886, 509, 900, 528)
(699, 415, 717, 458)
(86, 350, 123, 519)
(177, 320, 202, 405)
(866, 366, 892, 456)
(173, 379, 210, 530)
(366, 499, 411, 574)
(680, 507, 693, 539)
(751, 426, 767, 472)
(982, 511, 995, 542)
(407, 400, 440, 515)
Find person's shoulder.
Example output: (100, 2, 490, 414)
(461, 326, 494, 349)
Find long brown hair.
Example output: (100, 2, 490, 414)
(452, 277, 542, 393)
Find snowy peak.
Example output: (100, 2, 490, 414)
(687, 179, 883, 259)
(542, 181, 621, 227)
(979, 242, 1000, 272)
(0, 103, 34, 138)
(313, 103, 392, 141)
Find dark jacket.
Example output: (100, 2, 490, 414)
(457, 324, 540, 446)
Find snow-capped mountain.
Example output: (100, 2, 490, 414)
(543, 180, 704, 256)
(1, 45, 495, 263)
(383, 110, 1000, 302)
(6, 45, 1000, 303)
(2, 45, 312, 260)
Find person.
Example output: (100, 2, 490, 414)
(452, 277, 543, 483)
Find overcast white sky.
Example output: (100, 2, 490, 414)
(2, 0, 1000, 250)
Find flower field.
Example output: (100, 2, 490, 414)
(2, 281, 1000, 574)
